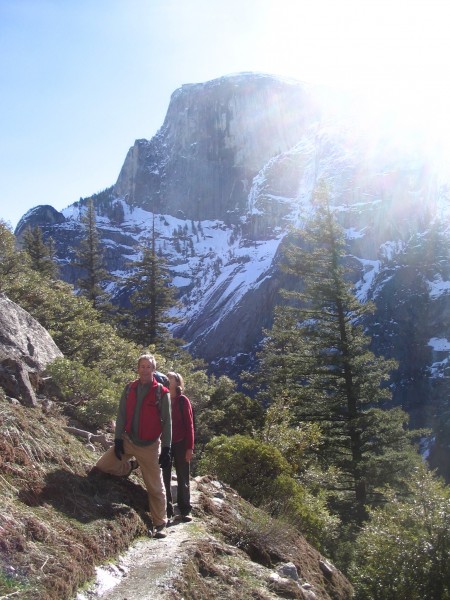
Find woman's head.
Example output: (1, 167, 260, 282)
(167, 371, 184, 396)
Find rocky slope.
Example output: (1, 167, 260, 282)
(78, 476, 353, 600)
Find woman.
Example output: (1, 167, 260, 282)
(162, 371, 195, 522)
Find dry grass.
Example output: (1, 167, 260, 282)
(192, 477, 354, 600)
(173, 539, 276, 600)
(0, 397, 150, 599)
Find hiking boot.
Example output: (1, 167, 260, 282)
(153, 524, 167, 539)
(181, 513, 193, 522)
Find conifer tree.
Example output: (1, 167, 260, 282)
(0, 220, 26, 292)
(22, 225, 58, 278)
(75, 199, 112, 313)
(256, 181, 422, 522)
(121, 215, 179, 349)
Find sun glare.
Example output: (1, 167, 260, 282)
(259, 0, 450, 174)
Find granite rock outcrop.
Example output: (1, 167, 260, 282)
(0, 293, 63, 406)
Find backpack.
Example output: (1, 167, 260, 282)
(154, 371, 169, 386)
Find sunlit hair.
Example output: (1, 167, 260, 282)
(137, 354, 156, 369)
(167, 371, 184, 395)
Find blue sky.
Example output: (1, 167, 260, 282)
(2, 0, 450, 229)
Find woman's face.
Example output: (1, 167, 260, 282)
(168, 373, 178, 396)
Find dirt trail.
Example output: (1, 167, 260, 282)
(76, 476, 354, 600)
(77, 480, 201, 600)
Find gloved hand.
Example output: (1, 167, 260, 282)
(114, 439, 124, 460)
(158, 446, 171, 469)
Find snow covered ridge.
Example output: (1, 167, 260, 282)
(56, 190, 450, 361)
(60, 198, 285, 330)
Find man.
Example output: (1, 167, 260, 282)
(94, 353, 172, 539)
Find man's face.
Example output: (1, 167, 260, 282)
(137, 358, 155, 384)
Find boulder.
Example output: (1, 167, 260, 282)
(0, 358, 38, 407)
(0, 293, 63, 405)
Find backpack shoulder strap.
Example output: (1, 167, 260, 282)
(125, 379, 137, 398)
(156, 383, 162, 406)
(156, 383, 171, 414)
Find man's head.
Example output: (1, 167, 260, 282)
(137, 354, 156, 384)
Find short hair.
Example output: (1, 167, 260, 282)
(167, 371, 184, 394)
(137, 354, 156, 369)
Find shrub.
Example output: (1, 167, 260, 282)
(263, 473, 339, 550)
(46, 358, 120, 427)
(199, 434, 291, 504)
(349, 466, 450, 600)
(199, 434, 338, 551)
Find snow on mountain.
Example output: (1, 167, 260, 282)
(428, 275, 450, 299)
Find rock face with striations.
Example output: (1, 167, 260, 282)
(0, 294, 63, 406)
(114, 74, 320, 222)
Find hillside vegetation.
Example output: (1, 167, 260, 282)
(0, 394, 354, 600)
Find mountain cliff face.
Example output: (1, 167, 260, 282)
(15, 72, 450, 474)
(114, 74, 320, 222)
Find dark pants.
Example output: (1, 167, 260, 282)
(162, 439, 191, 518)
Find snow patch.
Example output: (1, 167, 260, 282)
(428, 337, 450, 352)
(427, 338, 450, 378)
(345, 227, 366, 239)
(354, 258, 381, 302)
(428, 275, 450, 298)
(379, 240, 404, 262)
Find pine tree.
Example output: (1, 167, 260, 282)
(121, 215, 179, 349)
(74, 199, 112, 313)
(22, 225, 58, 278)
(0, 220, 30, 293)
(256, 181, 422, 522)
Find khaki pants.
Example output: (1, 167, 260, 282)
(96, 436, 167, 527)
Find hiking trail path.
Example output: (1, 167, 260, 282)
(77, 480, 202, 600)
